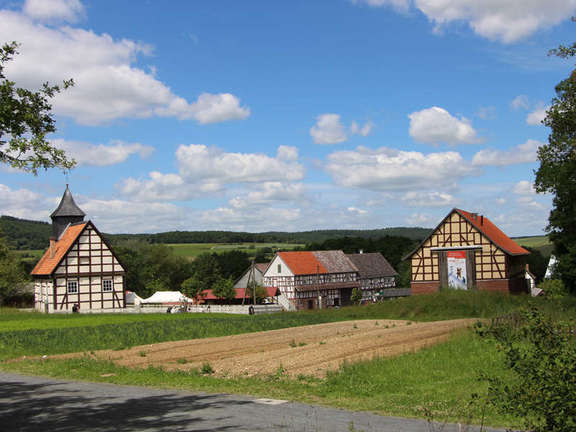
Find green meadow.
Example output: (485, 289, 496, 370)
(2, 291, 574, 429)
(165, 242, 304, 258)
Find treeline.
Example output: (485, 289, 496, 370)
(1, 215, 431, 250)
(301, 235, 419, 288)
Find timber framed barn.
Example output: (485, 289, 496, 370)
(404, 208, 530, 295)
(31, 186, 126, 313)
(347, 252, 397, 300)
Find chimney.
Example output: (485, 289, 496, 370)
(480, 215, 484, 225)
(49, 237, 56, 259)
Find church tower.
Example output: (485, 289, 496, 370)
(50, 185, 85, 239)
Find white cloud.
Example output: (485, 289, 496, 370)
(310, 114, 348, 145)
(401, 191, 455, 207)
(354, 0, 576, 43)
(472, 139, 543, 166)
(0, 8, 250, 125)
(52, 139, 154, 166)
(325, 146, 475, 191)
(350, 121, 374, 137)
(200, 206, 302, 232)
(409, 107, 480, 145)
(516, 196, 544, 210)
(120, 145, 304, 202)
(176, 145, 304, 184)
(229, 182, 306, 209)
(511, 95, 529, 110)
(526, 105, 549, 126)
(346, 206, 368, 216)
(23, 0, 85, 23)
(406, 213, 434, 227)
(513, 180, 536, 195)
(310, 114, 373, 144)
(0, 184, 50, 219)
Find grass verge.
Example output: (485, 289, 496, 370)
(0, 329, 520, 429)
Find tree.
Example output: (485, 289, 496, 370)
(350, 287, 363, 304)
(481, 308, 576, 432)
(191, 253, 221, 289)
(181, 275, 205, 302)
(0, 231, 26, 305)
(0, 41, 75, 174)
(211, 276, 236, 302)
(534, 43, 576, 293)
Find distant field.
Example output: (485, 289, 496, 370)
(514, 235, 550, 248)
(166, 242, 303, 258)
(11, 249, 44, 261)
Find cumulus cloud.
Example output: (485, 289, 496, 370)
(511, 95, 530, 110)
(120, 145, 305, 202)
(0, 183, 50, 219)
(401, 191, 455, 207)
(0, 6, 250, 125)
(310, 114, 373, 144)
(472, 139, 543, 166)
(513, 180, 536, 195)
(23, 0, 85, 23)
(409, 107, 480, 145)
(526, 105, 549, 126)
(52, 139, 154, 166)
(353, 0, 576, 43)
(229, 182, 306, 209)
(200, 206, 302, 232)
(325, 146, 475, 191)
(406, 213, 434, 227)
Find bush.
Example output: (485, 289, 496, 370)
(539, 279, 569, 299)
(481, 308, 576, 432)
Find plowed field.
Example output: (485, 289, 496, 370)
(54, 318, 478, 378)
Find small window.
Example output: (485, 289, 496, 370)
(79, 257, 90, 265)
(67, 280, 78, 294)
(277, 264, 281, 273)
(102, 279, 113, 292)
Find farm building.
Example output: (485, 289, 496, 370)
(347, 252, 397, 300)
(233, 262, 268, 290)
(31, 186, 126, 313)
(404, 208, 530, 295)
(263, 250, 359, 310)
(200, 286, 279, 305)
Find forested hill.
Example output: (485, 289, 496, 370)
(0, 215, 432, 250)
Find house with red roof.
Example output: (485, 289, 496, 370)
(31, 186, 126, 313)
(263, 250, 360, 310)
(403, 208, 530, 295)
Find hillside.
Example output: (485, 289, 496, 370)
(0, 215, 431, 250)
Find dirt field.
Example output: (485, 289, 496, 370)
(55, 318, 478, 378)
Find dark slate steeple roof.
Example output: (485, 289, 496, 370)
(51, 185, 85, 218)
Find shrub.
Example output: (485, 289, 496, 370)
(200, 362, 214, 375)
(539, 279, 569, 299)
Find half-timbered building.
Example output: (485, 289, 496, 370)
(31, 186, 126, 313)
(404, 208, 530, 295)
(347, 252, 397, 300)
(263, 250, 359, 310)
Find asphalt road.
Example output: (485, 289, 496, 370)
(0, 371, 505, 432)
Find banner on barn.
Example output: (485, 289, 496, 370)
(447, 250, 467, 290)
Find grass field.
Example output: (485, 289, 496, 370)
(2, 291, 574, 428)
(513, 235, 550, 248)
(166, 242, 304, 258)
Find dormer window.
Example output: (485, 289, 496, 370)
(277, 264, 281, 273)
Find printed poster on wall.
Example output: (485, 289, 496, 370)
(447, 250, 467, 290)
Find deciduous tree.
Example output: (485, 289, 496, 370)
(0, 41, 75, 174)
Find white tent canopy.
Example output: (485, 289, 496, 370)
(140, 291, 192, 304)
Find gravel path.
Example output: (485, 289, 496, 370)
(0, 371, 505, 432)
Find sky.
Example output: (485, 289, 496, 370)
(0, 0, 574, 235)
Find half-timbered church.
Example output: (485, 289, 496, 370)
(405, 208, 530, 295)
(31, 186, 126, 313)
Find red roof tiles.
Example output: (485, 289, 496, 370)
(277, 251, 327, 275)
(456, 209, 529, 256)
(31, 223, 87, 276)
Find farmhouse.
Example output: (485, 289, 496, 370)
(347, 252, 397, 300)
(262, 250, 359, 310)
(31, 186, 126, 313)
(404, 208, 530, 295)
(233, 262, 269, 290)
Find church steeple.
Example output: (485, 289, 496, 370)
(50, 185, 85, 239)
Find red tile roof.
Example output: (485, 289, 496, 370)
(277, 251, 327, 275)
(455, 209, 529, 256)
(31, 223, 87, 276)
(201, 286, 279, 300)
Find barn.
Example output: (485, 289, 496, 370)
(347, 252, 397, 300)
(31, 186, 126, 313)
(404, 208, 530, 295)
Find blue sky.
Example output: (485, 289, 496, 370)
(0, 0, 574, 235)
